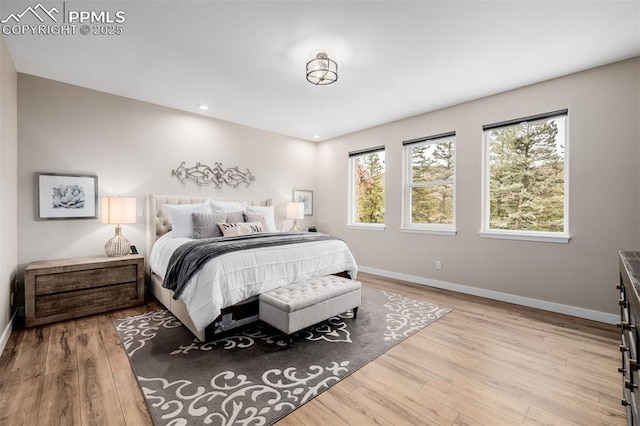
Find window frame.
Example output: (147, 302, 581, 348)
(480, 109, 570, 243)
(347, 146, 386, 230)
(401, 132, 457, 236)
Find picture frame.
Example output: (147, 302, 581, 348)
(292, 189, 313, 216)
(36, 173, 98, 220)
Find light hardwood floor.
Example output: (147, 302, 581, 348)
(0, 272, 626, 425)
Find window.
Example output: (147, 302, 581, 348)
(402, 132, 456, 235)
(348, 146, 385, 228)
(482, 109, 569, 243)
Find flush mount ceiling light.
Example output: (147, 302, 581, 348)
(306, 52, 338, 85)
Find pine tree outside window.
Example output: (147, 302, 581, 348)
(348, 146, 385, 229)
(402, 132, 456, 235)
(481, 110, 569, 243)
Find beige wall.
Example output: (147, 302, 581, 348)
(14, 58, 640, 321)
(17, 75, 317, 269)
(317, 57, 640, 318)
(0, 35, 18, 345)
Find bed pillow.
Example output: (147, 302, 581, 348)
(245, 205, 277, 232)
(192, 211, 226, 239)
(218, 221, 264, 237)
(165, 203, 212, 238)
(243, 212, 268, 232)
(225, 211, 246, 224)
(209, 200, 247, 213)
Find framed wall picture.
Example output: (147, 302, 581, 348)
(36, 173, 98, 220)
(293, 189, 313, 216)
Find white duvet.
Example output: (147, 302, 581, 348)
(149, 232, 358, 331)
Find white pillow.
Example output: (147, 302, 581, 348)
(245, 205, 277, 232)
(209, 200, 247, 213)
(164, 203, 212, 238)
(218, 221, 264, 237)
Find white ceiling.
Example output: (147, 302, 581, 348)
(2, 1, 639, 141)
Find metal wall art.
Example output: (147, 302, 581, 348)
(171, 162, 255, 189)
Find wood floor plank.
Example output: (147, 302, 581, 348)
(11, 326, 50, 379)
(39, 368, 81, 426)
(355, 367, 460, 425)
(45, 320, 77, 375)
(314, 381, 395, 425)
(76, 330, 117, 401)
(113, 367, 152, 425)
(80, 389, 127, 425)
(98, 313, 132, 373)
(421, 377, 525, 425)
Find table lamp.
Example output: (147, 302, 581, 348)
(286, 202, 305, 232)
(101, 197, 136, 257)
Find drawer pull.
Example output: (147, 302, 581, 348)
(618, 321, 635, 331)
(625, 379, 638, 390)
(620, 344, 629, 352)
(620, 298, 629, 307)
(618, 284, 624, 290)
(622, 399, 630, 406)
(631, 359, 639, 371)
(619, 367, 626, 373)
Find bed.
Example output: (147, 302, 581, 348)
(145, 194, 358, 341)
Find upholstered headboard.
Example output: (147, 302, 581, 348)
(145, 194, 273, 260)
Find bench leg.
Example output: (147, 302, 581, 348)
(353, 306, 359, 319)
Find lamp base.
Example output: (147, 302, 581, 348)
(288, 220, 300, 232)
(105, 225, 131, 257)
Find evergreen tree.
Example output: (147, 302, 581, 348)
(489, 119, 564, 232)
(410, 141, 454, 224)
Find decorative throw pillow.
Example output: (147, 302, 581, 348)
(225, 211, 246, 224)
(243, 212, 268, 232)
(164, 203, 212, 238)
(192, 211, 226, 239)
(218, 221, 264, 237)
(245, 205, 277, 232)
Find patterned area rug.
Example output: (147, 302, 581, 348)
(113, 286, 451, 425)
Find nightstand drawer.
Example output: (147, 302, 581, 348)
(35, 264, 138, 295)
(36, 281, 138, 318)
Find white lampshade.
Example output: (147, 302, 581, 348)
(101, 197, 136, 224)
(286, 202, 304, 220)
(101, 197, 136, 257)
(286, 202, 304, 232)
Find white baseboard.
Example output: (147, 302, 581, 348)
(0, 311, 16, 356)
(358, 266, 618, 325)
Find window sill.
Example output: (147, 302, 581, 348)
(480, 230, 570, 244)
(400, 227, 457, 236)
(347, 224, 386, 231)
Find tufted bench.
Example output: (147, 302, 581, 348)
(259, 275, 361, 342)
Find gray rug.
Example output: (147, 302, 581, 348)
(114, 286, 451, 425)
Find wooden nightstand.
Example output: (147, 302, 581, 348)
(24, 254, 144, 327)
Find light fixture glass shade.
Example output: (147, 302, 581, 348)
(286, 202, 305, 232)
(101, 197, 136, 257)
(306, 52, 338, 85)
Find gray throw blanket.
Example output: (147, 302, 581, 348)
(164, 232, 339, 299)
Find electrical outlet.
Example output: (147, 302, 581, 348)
(435, 260, 442, 270)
